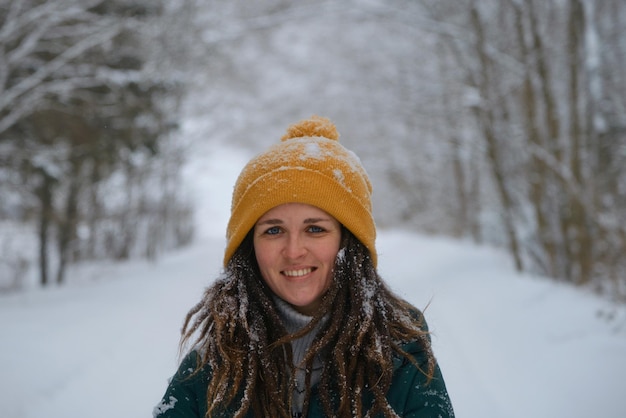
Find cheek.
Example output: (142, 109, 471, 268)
(253, 242, 266, 268)
(319, 241, 341, 269)
(253, 239, 276, 275)
(324, 248, 339, 265)
(329, 236, 342, 259)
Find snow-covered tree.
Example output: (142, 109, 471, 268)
(408, 0, 626, 297)
(0, 0, 194, 286)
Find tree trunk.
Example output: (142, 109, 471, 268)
(56, 163, 81, 285)
(37, 172, 55, 287)
(512, 1, 559, 278)
(470, 5, 523, 271)
(566, 0, 594, 284)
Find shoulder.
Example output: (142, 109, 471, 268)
(388, 344, 454, 417)
(392, 306, 431, 363)
(407, 306, 428, 331)
(166, 350, 210, 384)
(153, 351, 211, 418)
(388, 313, 455, 417)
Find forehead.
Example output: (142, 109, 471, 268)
(257, 203, 336, 222)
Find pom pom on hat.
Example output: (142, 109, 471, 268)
(281, 115, 340, 141)
(224, 116, 377, 267)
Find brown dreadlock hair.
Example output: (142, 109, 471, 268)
(180, 228, 436, 417)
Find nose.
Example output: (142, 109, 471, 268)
(282, 233, 307, 259)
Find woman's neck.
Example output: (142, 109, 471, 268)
(273, 296, 314, 334)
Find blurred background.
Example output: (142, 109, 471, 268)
(1, 0, 625, 301)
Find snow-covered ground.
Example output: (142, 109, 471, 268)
(2, 145, 626, 418)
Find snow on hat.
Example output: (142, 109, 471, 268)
(224, 115, 377, 267)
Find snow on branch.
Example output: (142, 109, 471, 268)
(0, 0, 140, 135)
(527, 143, 625, 234)
(527, 143, 589, 204)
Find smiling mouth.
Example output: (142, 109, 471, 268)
(282, 268, 316, 277)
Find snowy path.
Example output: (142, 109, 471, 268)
(0, 242, 214, 418)
(1, 232, 626, 418)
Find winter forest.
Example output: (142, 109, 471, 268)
(1, 0, 625, 300)
(2, 1, 626, 417)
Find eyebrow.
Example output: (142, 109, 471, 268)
(256, 217, 332, 226)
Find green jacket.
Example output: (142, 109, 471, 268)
(154, 340, 454, 418)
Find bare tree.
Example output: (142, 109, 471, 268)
(403, 0, 626, 298)
(0, 0, 194, 286)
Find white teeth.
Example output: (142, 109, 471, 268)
(283, 268, 313, 277)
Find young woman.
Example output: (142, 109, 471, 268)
(154, 116, 454, 418)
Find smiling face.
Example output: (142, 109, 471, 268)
(253, 203, 342, 316)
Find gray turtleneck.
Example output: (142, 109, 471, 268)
(273, 297, 326, 417)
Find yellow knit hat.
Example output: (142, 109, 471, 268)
(224, 115, 377, 267)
